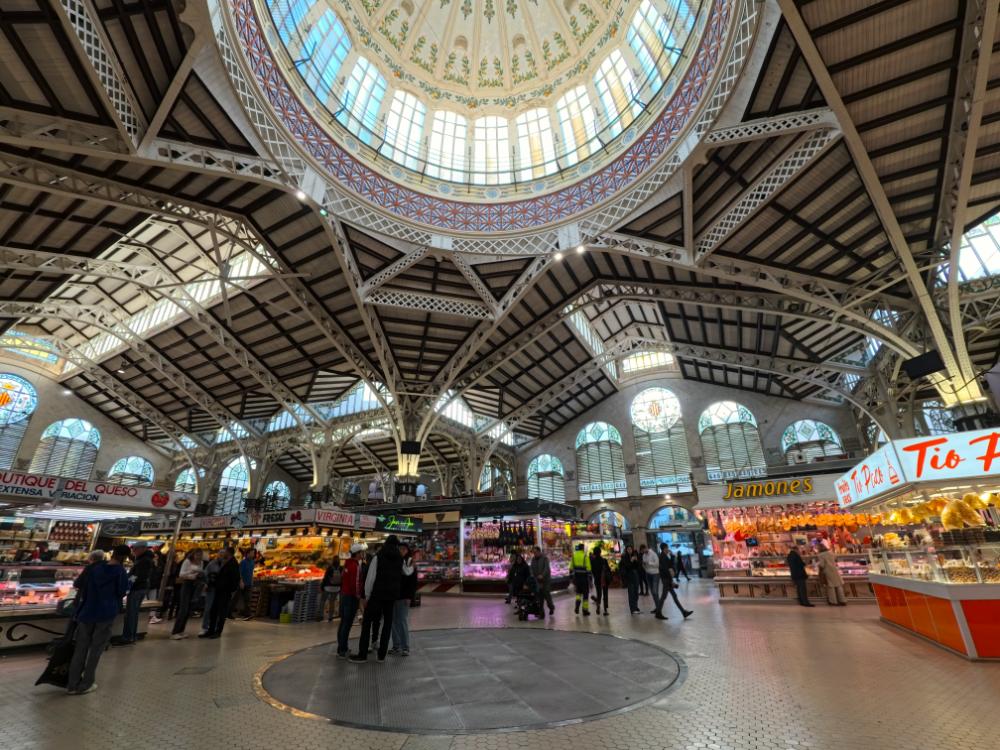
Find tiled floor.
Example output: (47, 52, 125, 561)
(1, 581, 998, 750)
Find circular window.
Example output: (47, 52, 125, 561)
(630, 387, 681, 433)
(0, 373, 37, 426)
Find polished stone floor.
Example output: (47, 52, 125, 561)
(262, 628, 683, 731)
(1, 581, 998, 750)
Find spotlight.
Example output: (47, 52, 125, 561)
(116, 368, 126, 374)
(62, 389, 72, 395)
(295, 189, 307, 201)
(319, 208, 328, 217)
(576, 245, 586, 254)
(554, 251, 564, 261)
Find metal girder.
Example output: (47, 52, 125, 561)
(143, 139, 286, 184)
(449, 253, 499, 314)
(367, 288, 493, 320)
(0, 245, 167, 286)
(703, 108, 839, 146)
(137, 37, 207, 152)
(695, 128, 841, 260)
(357, 247, 431, 298)
(0, 299, 259, 444)
(0, 335, 206, 456)
(351, 436, 389, 473)
(54, 0, 144, 149)
(777, 0, 981, 404)
(0, 109, 129, 155)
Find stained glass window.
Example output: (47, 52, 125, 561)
(264, 480, 292, 508)
(217, 457, 256, 516)
(472, 116, 512, 184)
(527, 454, 565, 502)
(594, 50, 641, 137)
(338, 56, 387, 144)
(631, 388, 691, 494)
(0, 374, 37, 470)
(515, 108, 558, 181)
(781, 420, 843, 464)
(575, 422, 627, 501)
(108, 456, 155, 486)
(30, 419, 101, 479)
(175, 467, 198, 493)
(698, 402, 766, 482)
(382, 90, 426, 171)
(427, 110, 468, 182)
(555, 85, 599, 167)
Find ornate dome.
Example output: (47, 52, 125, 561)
(226, 0, 742, 242)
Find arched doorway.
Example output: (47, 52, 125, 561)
(647, 505, 703, 569)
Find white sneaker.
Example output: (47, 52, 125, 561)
(80, 683, 97, 694)
(149, 616, 163, 624)
(170, 633, 187, 640)
(197, 629, 208, 636)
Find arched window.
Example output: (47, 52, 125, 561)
(30, 418, 101, 479)
(575, 421, 627, 501)
(527, 454, 565, 502)
(648, 504, 699, 555)
(555, 85, 598, 166)
(781, 420, 843, 464)
(427, 110, 467, 181)
(175, 468, 198, 493)
(263, 480, 292, 509)
(649, 504, 698, 528)
(472, 116, 512, 184)
(0, 373, 37, 470)
(338, 56, 387, 144)
(594, 50, 640, 137)
(479, 461, 513, 498)
(515, 107, 557, 180)
(108, 456, 154, 486)
(631, 387, 691, 494)
(217, 457, 255, 515)
(698, 401, 766, 482)
(588, 509, 630, 533)
(382, 90, 426, 170)
(297, 10, 352, 103)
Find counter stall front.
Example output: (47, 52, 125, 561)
(837, 428, 1000, 659)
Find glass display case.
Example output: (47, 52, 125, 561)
(415, 528, 460, 583)
(0, 564, 82, 612)
(868, 544, 1000, 584)
(461, 515, 572, 582)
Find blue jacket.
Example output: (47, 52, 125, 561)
(75, 562, 129, 623)
(239, 557, 255, 587)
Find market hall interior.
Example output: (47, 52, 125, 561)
(2, 0, 1000, 748)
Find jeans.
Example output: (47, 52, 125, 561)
(171, 581, 196, 635)
(625, 571, 639, 612)
(660, 572, 687, 613)
(201, 588, 216, 631)
(593, 579, 609, 611)
(337, 595, 359, 655)
(638, 569, 649, 595)
(646, 572, 663, 612)
(122, 588, 147, 642)
(357, 597, 394, 660)
(67, 619, 113, 691)
(391, 599, 410, 651)
(229, 585, 251, 617)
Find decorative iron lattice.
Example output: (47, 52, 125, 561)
(704, 108, 835, 145)
(367, 288, 493, 319)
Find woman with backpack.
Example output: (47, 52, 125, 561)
(319, 558, 342, 622)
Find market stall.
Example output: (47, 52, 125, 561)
(697, 474, 878, 603)
(838, 428, 1000, 659)
(0, 470, 196, 650)
(460, 498, 577, 593)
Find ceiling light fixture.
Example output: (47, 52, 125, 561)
(62, 389, 72, 396)
(577, 245, 586, 254)
(295, 189, 307, 201)
(554, 251, 564, 261)
(116, 368, 126, 374)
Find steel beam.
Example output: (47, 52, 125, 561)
(366, 288, 493, 320)
(357, 247, 431, 298)
(704, 108, 839, 146)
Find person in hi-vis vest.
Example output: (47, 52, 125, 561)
(571, 543, 592, 616)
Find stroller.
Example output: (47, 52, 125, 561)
(513, 576, 544, 621)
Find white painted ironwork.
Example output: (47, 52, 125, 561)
(357, 247, 431, 298)
(704, 108, 837, 145)
(367, 289, 493, 320)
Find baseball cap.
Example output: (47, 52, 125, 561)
(350, 543, 367, 553)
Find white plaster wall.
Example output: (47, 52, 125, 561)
(516, 373, 860, 502)
(0, 358, 172, 482)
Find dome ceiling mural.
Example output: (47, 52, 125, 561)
(237, 0, 732, 239)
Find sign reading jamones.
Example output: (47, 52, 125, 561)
(0, 470, 196, 512)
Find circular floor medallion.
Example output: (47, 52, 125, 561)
(258, 627, 685, 733)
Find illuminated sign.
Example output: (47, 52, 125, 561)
(375, 514, 423, 533)
(0, 470, 196, 511)
(723, 477, 814, 500)
(836, 444, 903, 507)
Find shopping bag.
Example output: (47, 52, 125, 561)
(35, 623, 77, 688)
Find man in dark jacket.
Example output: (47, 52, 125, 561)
(389, 541, 417, 656)
(351, 535, 403, 663)
(590, 546, 611, 616)
(530, 546, 554, 616)
(67, 545, 130, 694)
(337, 543, 365, 658)
(202, 548, 241, 638)
(787, 546, 814, 607)
(121, 543, 152, 644)
(655, 543, 693, 620)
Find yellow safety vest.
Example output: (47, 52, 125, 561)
(571, 549, 591, 573)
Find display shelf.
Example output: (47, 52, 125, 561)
(0, 564, 82, 612)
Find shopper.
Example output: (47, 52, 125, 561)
(319, 557, 342, 622)
(350, 535, 403, 663)
(673, 546, 691, 581)
(530, 545, 555, 616)
(337, 543, 365, 658)
(170, 548, 205, 639)
(817, 545, 846, 606)
(619, 545, 641, 614)
(571, 542, 591, 616)
(656, 543, 693, 620)
(504, 552, 518, 604)
(230, 548, 256, 620)
(390, 542, 416, 656)
(159, 551, 184, 623)
(642, 544, 661, 614)
(590, 545, 611, 616)
(121, 542, 153, 644)
(66, 545, 130, 695)
(202, 548, 240, 638)
(199, 550, 223, 636)
(637, 545, 650, 596)
(786, 546, 814, 607)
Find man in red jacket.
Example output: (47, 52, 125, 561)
(336, 543, 366, 658)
